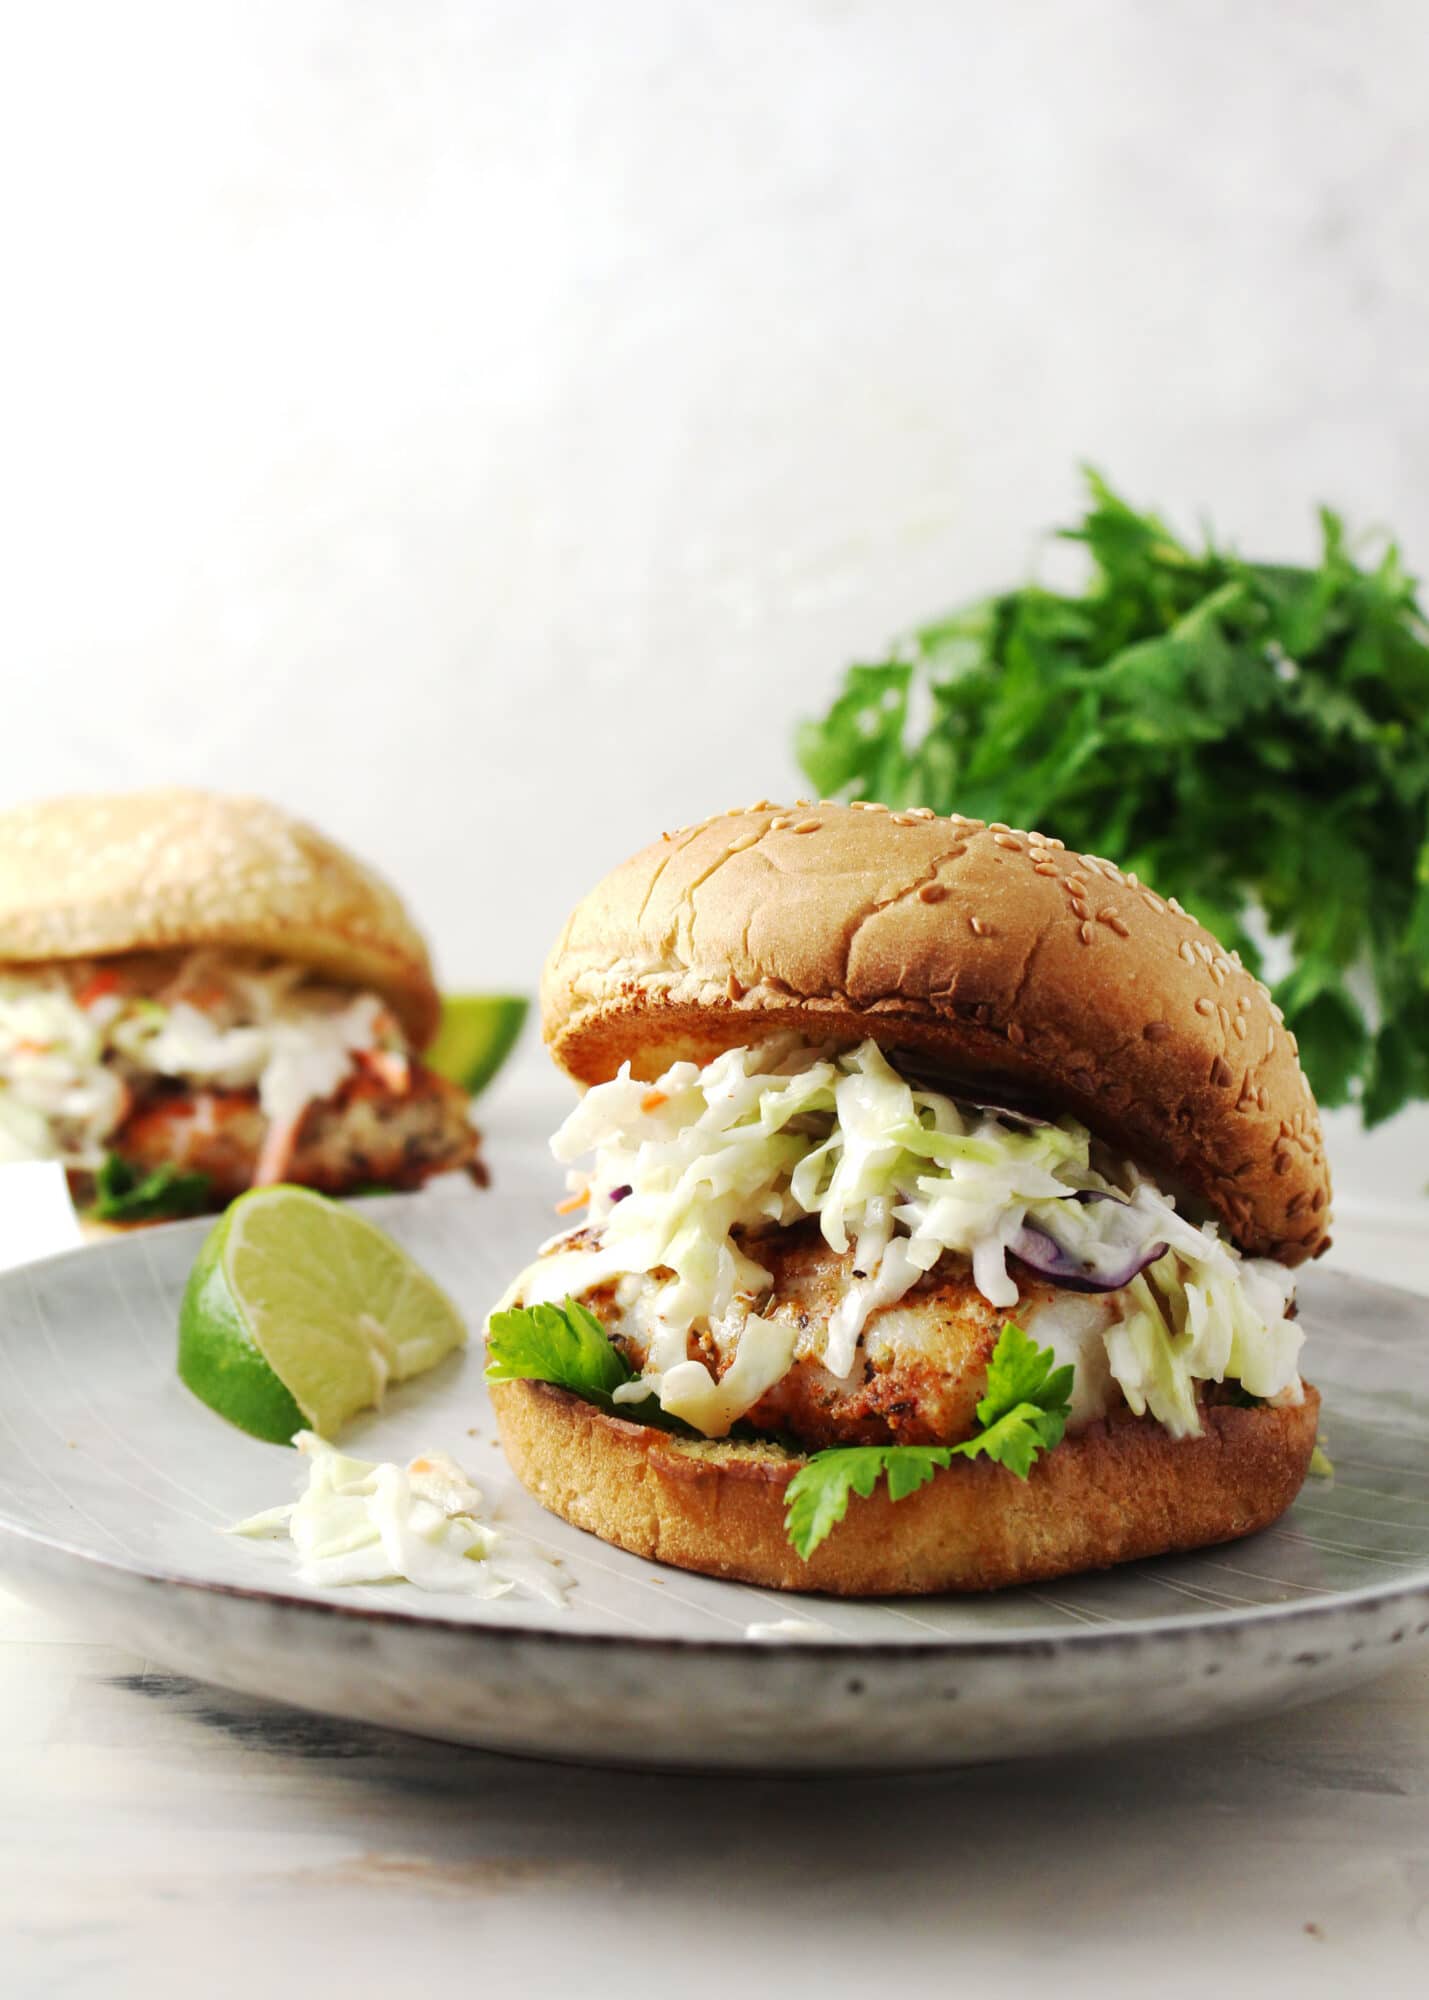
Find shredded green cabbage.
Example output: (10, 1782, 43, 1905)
(514, 1037, 1303, 1439)
(230, 1433, 566, 1603)
(0, 954, 411, 1171)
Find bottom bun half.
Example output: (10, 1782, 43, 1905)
(490, 1378, 1320, 1596)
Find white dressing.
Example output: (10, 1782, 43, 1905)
(518, 1036, 1304, 1441)
(230, 1433, 566, 1604)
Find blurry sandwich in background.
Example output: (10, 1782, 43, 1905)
(0, 789, 484, 1221)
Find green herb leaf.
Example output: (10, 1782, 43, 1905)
(796, 470, 1429, 1124)
(783, 1322, 1073, 1558)
(784, 1444, 951, 1562)
(484, 1297, 696, 1433)
(91, 1154, 212, 1223)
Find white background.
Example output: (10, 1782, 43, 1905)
(2, 0, 1426, 1207)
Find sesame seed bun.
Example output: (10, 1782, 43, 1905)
(490, 1376, 1321, 1595)
(0, 789, 440, 1046)
(541, 802, 1331, 1263)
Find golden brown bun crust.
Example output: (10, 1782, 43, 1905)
(491, 1377, 1320, 1596)
(0, 789, 440, 1045)
(541, 802, 1330, 1262)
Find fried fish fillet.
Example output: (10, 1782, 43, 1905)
(115, 1063, 481, 1200)
(572, 1220, 1118, 1450)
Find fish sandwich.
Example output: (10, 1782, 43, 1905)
(0, 789, 481, 1216)
(488, 801, 1331, 1596)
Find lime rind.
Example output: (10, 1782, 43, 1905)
(424, 993, 529, 1098)
(178, 1225, 309, 1445)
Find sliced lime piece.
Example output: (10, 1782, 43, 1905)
(424, 992, 528, 1098)
(177, 1185, 467, 1443)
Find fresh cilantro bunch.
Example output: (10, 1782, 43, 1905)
(486, 1303, 1073, 1562)
(91, 1154, 212, 1223)
(782, 1322, 1073, 1559)
(796, 471, 1429, 1124)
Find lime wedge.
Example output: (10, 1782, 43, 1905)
(424, 992, 529, 1098)
(177, 1185, 468, 1443)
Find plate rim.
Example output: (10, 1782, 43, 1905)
(3, 1223, 1429, 1660)
(4, 1504, 1429, 1661)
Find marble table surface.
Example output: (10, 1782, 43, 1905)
(4, 1067, 1428, 1997)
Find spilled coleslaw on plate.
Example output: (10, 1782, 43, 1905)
(230, 1433, 566, 1606)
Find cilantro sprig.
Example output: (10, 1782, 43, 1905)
(796, 469, 1429, 1124)
(485, 1297, 696, 1434)
(91, 1154, 212, 1223)
(783, 1322, 1074, 1560)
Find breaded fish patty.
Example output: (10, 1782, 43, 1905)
(572, 1220, 1119, 1450)
(115, 1064, 480, 1200)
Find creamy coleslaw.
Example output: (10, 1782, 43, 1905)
(511, 1037, 1304, 1440)
(0, 953, 410, 1172)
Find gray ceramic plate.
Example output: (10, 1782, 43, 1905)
(0, 1187, 1427, 1771)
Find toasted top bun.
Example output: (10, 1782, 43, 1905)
(0, 788, 440, 1046)
(542, 800, 1331, 1264)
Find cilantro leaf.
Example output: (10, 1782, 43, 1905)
(784, 1445, 950, 1561)
(973, 1317, 1075, 1431)
(783, 1322, 1073, 1559)
(485, 1297, 696, 1434)
(796, 470, 1429, 1124)
(486, 1296, 634, 1400)
(91, 1154, 212, 1223)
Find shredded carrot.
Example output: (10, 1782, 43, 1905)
(640, 1090, 668, 1112)
(76, 969, 122, 1008)
(554, 1186, 589, 1215)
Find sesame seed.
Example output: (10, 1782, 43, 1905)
(906, 807, 936, 820)
(1233, 1017, 1247, 1039)
(919, 883, 948, 904)
(988, 822, 1012, 834)
(768, 815, 793, 831)
(1033, 862, 1059, 877)
(1179, 941, 1198, 965)
(1210, 1056, 1234, 1088)
(792, 818, 821, 834)
(890, 813, 921, 826)
(969, 915, 995, 935)
(1078, 922, 1094, 945)
(1142, 1021, 1172, 1042)
(1006, 1022, 1026, 1046)
(993, 834, 1022, 851)
(1194, 995, 1215, 1015)
(1099, 912, 1131, 938)
(1071, 899, 1090, 921)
